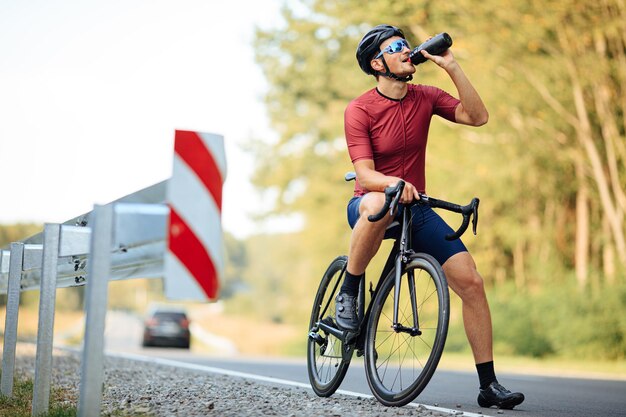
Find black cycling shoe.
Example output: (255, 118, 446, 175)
(335, 292, 359, 331)
(477, 381, 525, 409)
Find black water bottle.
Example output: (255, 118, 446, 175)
(409, 33, 453, 65)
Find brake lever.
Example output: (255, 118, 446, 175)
(471, 198, 480, 235)
(368, 181, 405, 222)
(389, 182, 405, 217)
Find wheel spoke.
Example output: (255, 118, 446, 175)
(393, 334, 412, 390)
(375, 332, 426, 391)
(307, 257, 351, 397)
(366, 256, 449, 406)
(379, 332, 396, 381)
(377, 332, 419, 369)
(417, 271, 436, 314)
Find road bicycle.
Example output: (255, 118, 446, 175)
(307, 172, 479, 407)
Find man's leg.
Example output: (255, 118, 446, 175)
(347, 192, 393, 275)
(442, 252, 493, 363)
(336, 193, 392, 330)
(443, 251, 524, 409)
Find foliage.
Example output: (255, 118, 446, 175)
(224, 232, 315, 325)
(0, 224, 42, 249)
(248, 0, 626, 360)
(255, 0, 626, 283)
(220, 232, 249, 299)
(465, 0, 626, 287)
(490, 280, 626, 360)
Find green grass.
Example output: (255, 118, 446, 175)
(0, 372, 76, 417)
(438, 351, 626, 380)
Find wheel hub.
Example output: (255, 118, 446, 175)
(392, 323, 422, 336)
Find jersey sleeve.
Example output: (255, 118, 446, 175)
(344, 102, 373, 163)
(424, 85, 460, 123)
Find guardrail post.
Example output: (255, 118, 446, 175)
(32, 224, 61, 416)
(1, 243, 24, 397)
(78, 204, 113, 417)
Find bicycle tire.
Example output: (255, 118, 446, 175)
(364, 253, 449, 406)
(307, 255, 352, 397)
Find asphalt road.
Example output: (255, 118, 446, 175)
(145, 353, 626, 417)
(102, 311, 626, 417)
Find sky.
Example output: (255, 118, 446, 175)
(0, 0, 299, 239)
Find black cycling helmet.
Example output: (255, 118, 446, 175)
(356, 24, 412, 81)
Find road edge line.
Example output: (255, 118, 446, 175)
(100, 349, 491, 417)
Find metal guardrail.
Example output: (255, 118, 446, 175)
(1, 180, 173, 417)
(1, 129, 226, 417)
(0, 180, 168, 293)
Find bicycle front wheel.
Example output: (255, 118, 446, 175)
(364, 253, 450, 407)
(307, 256, 351, 397)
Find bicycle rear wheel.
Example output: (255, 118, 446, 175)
(307, 256, 351, 396)
(364, 253, 449, 406)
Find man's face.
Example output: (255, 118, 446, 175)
(373, 36, 415, 77)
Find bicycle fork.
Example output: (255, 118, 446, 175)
(392, 208, 422, 336)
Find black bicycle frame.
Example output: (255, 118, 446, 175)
(350, 203, 423, 350)
(314, 174, 478, 353)
(392, 205, 421, 335)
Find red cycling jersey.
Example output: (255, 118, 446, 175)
(345, 84, 460, 196)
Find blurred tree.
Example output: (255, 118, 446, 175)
(0, 223, 42, 248)
(254, 0, 625, 288)
(221, 232, 249, 298)
(250, 0, 626, 359)
(463, 0, 626, 286)
(252, 0, 490, 292)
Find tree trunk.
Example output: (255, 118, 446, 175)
(563, 54, 626, 265)
(575, 153, 589, 288)
(514, 240, 526, 289)
(603, 215, 616, 284)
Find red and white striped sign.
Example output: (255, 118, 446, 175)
(164, 130, 227, 301)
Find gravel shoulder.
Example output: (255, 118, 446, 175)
(5, 343, 459, 417)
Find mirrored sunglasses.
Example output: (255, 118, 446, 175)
(375, 39, 410, 59)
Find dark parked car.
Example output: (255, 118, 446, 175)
(142, 307, 191, 349)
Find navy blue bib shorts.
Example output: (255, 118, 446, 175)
(347, 195, 467, 267)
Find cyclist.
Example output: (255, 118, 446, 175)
(335, 24, 525, 410)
